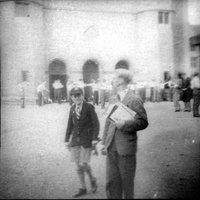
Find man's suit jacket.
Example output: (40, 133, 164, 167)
(102, 89, 148, 155)
(65, 101, 100, 148)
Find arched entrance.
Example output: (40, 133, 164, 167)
(49, 59, 68, 101)
(115, 60, 129, 70)
(82, 59, 99, 101)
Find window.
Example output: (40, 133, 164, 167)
(191, 57, 198, 69)
(158, 12, 163, 24)
(15, 1, 30, 17)
(158, 12, 169, 24)
(21, 70, 28, 82)
(164, 71, 170, 82)
(190, 45, 196, 52)
(115, 60, 129, 70)
(164, 13, 169, 24)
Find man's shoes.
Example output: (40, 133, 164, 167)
(175, 109, 180, 112)
(91, 178, 98, 193)
(73, 188, 87, 198)
(193, 114, 200, 117)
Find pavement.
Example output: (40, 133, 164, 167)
(1, 101, 200, 199)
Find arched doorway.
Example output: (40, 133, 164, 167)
(115, 60, 129, 70)
(82, 59, 99, 101)
(49, 59, 68, 101)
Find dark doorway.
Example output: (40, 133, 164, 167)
(49, 59, 67, 101)
(115, 60, 129, 70)
(82, 59, 99, 101)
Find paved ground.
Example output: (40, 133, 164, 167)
(1, 101, 200, 199)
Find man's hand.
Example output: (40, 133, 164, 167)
(92, 138, 101, 156)
(92, 140, 98, 147)
(101, 144, 107, 156)
(65, 142, 71, 151)
(115, 119, 125, 129)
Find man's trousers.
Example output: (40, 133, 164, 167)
(106, 141, 136, 199)
(193, 88, 200, 115)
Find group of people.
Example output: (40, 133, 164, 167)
(67, 78, 110, 109)
(36, 71, 200, 118)
(65, 69, 149, 199)
(172, 72, 200, 117)
(37, 79, 64, 106)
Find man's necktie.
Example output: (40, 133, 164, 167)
(116, 94, 121, 101)
(76, 106, 80, 119)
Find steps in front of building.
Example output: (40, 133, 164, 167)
(1, 98, 36, 105)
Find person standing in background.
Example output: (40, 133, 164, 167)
(52, 79, 64, 104)
(91, 79, 99, 106)
(99, 79, 107, 109)
(182, 76, 193, 112)
(191, 72, 200, 117)
(67, 80, 75, 105)
(37, 81, 49, 106)
(16, 81, 30, 108)
(173, 73, 184, 112)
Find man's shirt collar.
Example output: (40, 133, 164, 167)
(118, 88, 129, 101)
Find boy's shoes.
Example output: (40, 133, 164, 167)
(193, 114, 200, 117)
(91, 178, 98, 193)
(175, 109, 180, 112)
(73, 188, 87, 198)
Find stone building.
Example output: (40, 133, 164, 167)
(0, 0, 200, 103)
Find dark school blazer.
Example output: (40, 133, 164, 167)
(65, 101, 100, 148)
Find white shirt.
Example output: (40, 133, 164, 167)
(53, 81, 64, 89)
(118, 88, 129, 101)
(92, 83, 99, 91)
(37, 83, 46, 92)
(76, 102, 83, 112)
(100, 82, 107, 90)
(191, 76, 200, 89)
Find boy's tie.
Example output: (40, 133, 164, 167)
(76, 106, 80, 119)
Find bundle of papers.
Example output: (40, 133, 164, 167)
(107, 102, 136, 123)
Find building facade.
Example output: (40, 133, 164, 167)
(0, 0, 200, 102)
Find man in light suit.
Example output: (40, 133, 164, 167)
(101, 69, 149, 199)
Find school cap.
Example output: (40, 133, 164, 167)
(70, 87, 83, 95)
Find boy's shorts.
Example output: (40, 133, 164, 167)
(70, 146, 92, 165)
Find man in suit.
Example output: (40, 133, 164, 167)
(65, 87, 100, 198)
(101, 69, 149, 199)
(191, 72, 200, 117)
(173, 73, 184, 112)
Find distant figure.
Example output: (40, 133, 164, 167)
(173, 73, 183, 112)
(37, 81, 49, 106)
(191, 72, 200, 117)
(182, 76, 192, 112)
(159, 81, 165, 101)
(145, 81, 152, 102)
(52, 79, 64, 104)
(136, 81, 146, 103)
(91, 79, 99, 106)
(99, 79, 107, 109)
(16, 81, 30, 108)
(67, 81, 75, 105)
